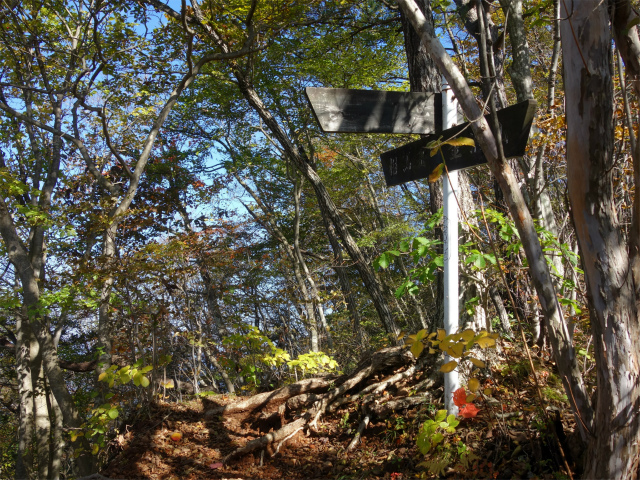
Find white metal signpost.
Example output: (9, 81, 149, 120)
(305, 85, 536, 414)
(441, 82, 460, 414)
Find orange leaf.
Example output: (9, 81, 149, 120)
(459, 403, 480, 419)
(453, 387, 467, 408)
(170, 432, 182, 442)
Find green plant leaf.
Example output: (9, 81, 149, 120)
(410, 341, 425, 358)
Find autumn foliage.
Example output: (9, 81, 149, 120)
(453, 387, 479, 419)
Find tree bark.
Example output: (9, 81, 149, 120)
(15, 312, 35, 480)
(561, 2, 640, 477)
(95, 224, 117, 404)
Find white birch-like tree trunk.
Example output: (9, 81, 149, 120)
(560, 2, 640, 477)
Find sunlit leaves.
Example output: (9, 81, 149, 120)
(440, 360, 458, 373)
(453, 387, 479, 419)
(428, 163, 445, 182)
(416, 409, 459, 454)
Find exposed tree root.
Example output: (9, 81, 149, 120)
(222, 346, 429, 464)
(347, 414, 370, 451)
(368, 395, 429, 417)
(205, 377, 335, 417)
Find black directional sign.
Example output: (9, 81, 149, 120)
(380, 100, 537, 187)
(305, 87, 442, 134)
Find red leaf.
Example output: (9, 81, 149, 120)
(453, 387, 467, 407)
(459, 403, 480, 418)
(209, 462, 223, 469)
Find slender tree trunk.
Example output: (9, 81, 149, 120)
(561, 2, 640, 477)
(291, 173, 333, 349)
(232, 171, 320, 352)
(458, 172, 487, 331)
(321, 206, 367, 346)
(95, 224, 116, 404)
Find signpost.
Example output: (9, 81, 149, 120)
(306, 85, 536, 415)
(380, 99, 537, 186)
(441, 83, 460, 415)
(305, 87, 442, 134)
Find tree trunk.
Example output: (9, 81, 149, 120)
(95, 224, 117, 404)
(561, 2, 640, 477)
(15, 312, 35, 480)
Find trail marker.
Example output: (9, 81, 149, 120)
(305, 87, 442, 134)
(305, 85, 536, 416)
(380, 99, 537, 186)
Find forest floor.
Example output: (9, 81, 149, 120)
(98, 343, 584, 480)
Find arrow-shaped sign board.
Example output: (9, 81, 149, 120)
(305, 87, 443, 134)
(380, 99, 537, 187)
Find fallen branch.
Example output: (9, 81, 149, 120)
(223, 414, 310, 464)
(206, 377, 334, 417)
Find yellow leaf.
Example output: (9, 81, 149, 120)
(411, 341, 425, 358)
(91, 444, 99, 455)
(98, 372, 107, 382)
(428, 347, 436, 354)
(429, 147, 439, 157)
(428, 163, 445, 182)
(449, 342, 464, 359)
(483, 388, 493, 396)
(443, 136, 475, 148)
(476, 336, 496, 349)
(459, 329, 475, 342)
(440, 360, 458, 373)
(437, 329, 446, 341)
(469, 357, 486, 368)
(466, 394, 477, 403)
(468, 377, 480, 392)
(397, 331, 406, 341)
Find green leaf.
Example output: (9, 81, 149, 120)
(431, 432, 444, 445)
(108, 408, 119, 419)
(434, 410, 447, 423)
(446, 415, 459, 428)
(140, 375, 150, 388)
(410, 341, 425, 358)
